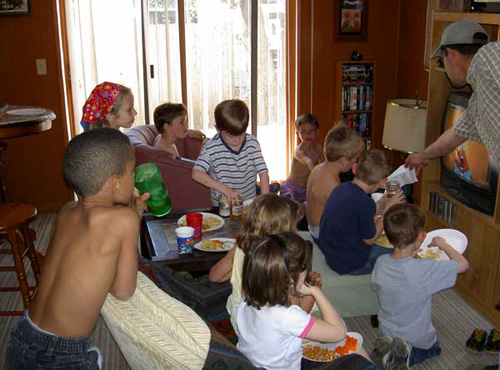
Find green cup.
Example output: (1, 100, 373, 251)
(134, 163, 172, 217)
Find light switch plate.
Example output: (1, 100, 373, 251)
(36, 59, 47, 75)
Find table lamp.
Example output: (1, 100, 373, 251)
(382, 98, 427, 154)
(382, 98, 427, 201)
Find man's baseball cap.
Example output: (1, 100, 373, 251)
(431, 19, 489, 58)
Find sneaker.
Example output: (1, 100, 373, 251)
(385, 338, 411, 370)
(466, 329, 488, 353)
(485, 329, 500, 354)
(371, 336, 393, 369)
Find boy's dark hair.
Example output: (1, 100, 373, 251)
(242, 232, 313, 309)
(63, 128, 134, 197)
(295, 114, 319, 131)
(384, 203, 425, 249)
(154, 103, 187, 134)
(324, 125, 365, 162)
(214, 99, 249, 135)
(355, 149, 391, 186)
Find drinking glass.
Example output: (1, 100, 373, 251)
(134, 163, 171, 217)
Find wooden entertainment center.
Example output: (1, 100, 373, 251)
(422, 12, 500, 327)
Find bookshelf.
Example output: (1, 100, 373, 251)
(337, 61, 375, 147)
(422, 11, 500, 327)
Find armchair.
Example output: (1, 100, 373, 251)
(126, 125, 212, 212)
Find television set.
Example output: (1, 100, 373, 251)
(440, 92, 498, 215)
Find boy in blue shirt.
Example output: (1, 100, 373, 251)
(192, 99, 269, 205)
(371, 204, 469, 369)
(319, 149, 404, 275)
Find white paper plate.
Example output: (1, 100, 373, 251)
(418, 228, 468, 261)
(177, 212, 224, 232)
(7, 108, 46, 116)
(194, 238, 236, 253)
(302, 332, 363, 362)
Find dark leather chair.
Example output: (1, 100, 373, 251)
(126, 125, 212, 213)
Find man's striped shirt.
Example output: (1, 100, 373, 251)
(194, 133, 268, 205)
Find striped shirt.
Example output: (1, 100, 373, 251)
(194, 133, 268, 205)
(454, 41, 500, 164)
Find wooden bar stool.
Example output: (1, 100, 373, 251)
(0, 203, 41, 315)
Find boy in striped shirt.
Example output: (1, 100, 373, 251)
(192, 99, 269, 205)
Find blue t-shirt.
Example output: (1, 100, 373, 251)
(319, 182, 376, 274)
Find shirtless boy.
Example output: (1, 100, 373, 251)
(280, 114, 323, 202)
(7, 128, 149, 369)
(306, 125, 365, 243)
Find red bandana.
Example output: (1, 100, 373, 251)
(81, 82, 124, 125)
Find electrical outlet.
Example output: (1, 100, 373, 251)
(36, 59, 47, 75)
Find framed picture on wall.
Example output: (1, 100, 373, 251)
(0, 0, 30, 15)
(334, 0, 368, 42)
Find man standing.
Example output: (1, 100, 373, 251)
(406, 19, 499, 171)
(406, 19, 499, 370)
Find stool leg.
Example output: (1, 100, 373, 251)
(20, 226, 41, 284)
(8, 229, 32, 309)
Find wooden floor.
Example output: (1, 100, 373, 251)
(0, 213, 498, 369)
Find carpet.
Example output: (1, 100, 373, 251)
(0, 213, 498, 369)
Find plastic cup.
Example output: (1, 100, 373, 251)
(135, 163, 172, 217)
(186, 213, 203, 240)
(175, 226, 194, 254)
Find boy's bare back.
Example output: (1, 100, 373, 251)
(306, 162, 341, 227)
(29, 201, 140, 338)
(288, 141, 323, 189)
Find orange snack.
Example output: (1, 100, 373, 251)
(334, 335, 358, 356)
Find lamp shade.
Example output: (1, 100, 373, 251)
(382, 99, 427, 154)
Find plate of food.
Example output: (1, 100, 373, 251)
(194, 238, 236, 253)
(177, 212, 224, 232)
(418, 229, 468, 261)
(7, 108, 46, 116)
(302, 332, 363, 362)
(375, 232, 393, 249)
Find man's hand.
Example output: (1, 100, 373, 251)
(132, 188, 150, 217)
(405, 152, 429, 175)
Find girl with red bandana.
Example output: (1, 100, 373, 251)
(80, 82, 137, 132)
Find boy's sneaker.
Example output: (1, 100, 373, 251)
(371, 336, 393, 369)
(385, 338, 411, 370)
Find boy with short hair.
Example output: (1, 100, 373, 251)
(280, 114, 323, 202)
(7, 129, 149, 369)
(192, 99, 269, 204)
(306, 125, 365, 243)
(319, 149, 404, 275)
(371, 204, 469, 369)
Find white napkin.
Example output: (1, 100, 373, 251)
(387, 165, 418, 187)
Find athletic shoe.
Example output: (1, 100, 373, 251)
(371, 335, 393, 369)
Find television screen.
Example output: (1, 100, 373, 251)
(440, 92, 498, 215)
(442, 105, 492, 191)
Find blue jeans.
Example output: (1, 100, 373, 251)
(348, 244, 392, 275)
(409, 340, 441, 367)
(7, 311, 101, 370)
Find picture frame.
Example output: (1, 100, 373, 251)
(334, 0, 368, 42)
(0, 0, 30, 15)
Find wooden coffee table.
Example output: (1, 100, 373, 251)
(141, 210, 240, 272)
